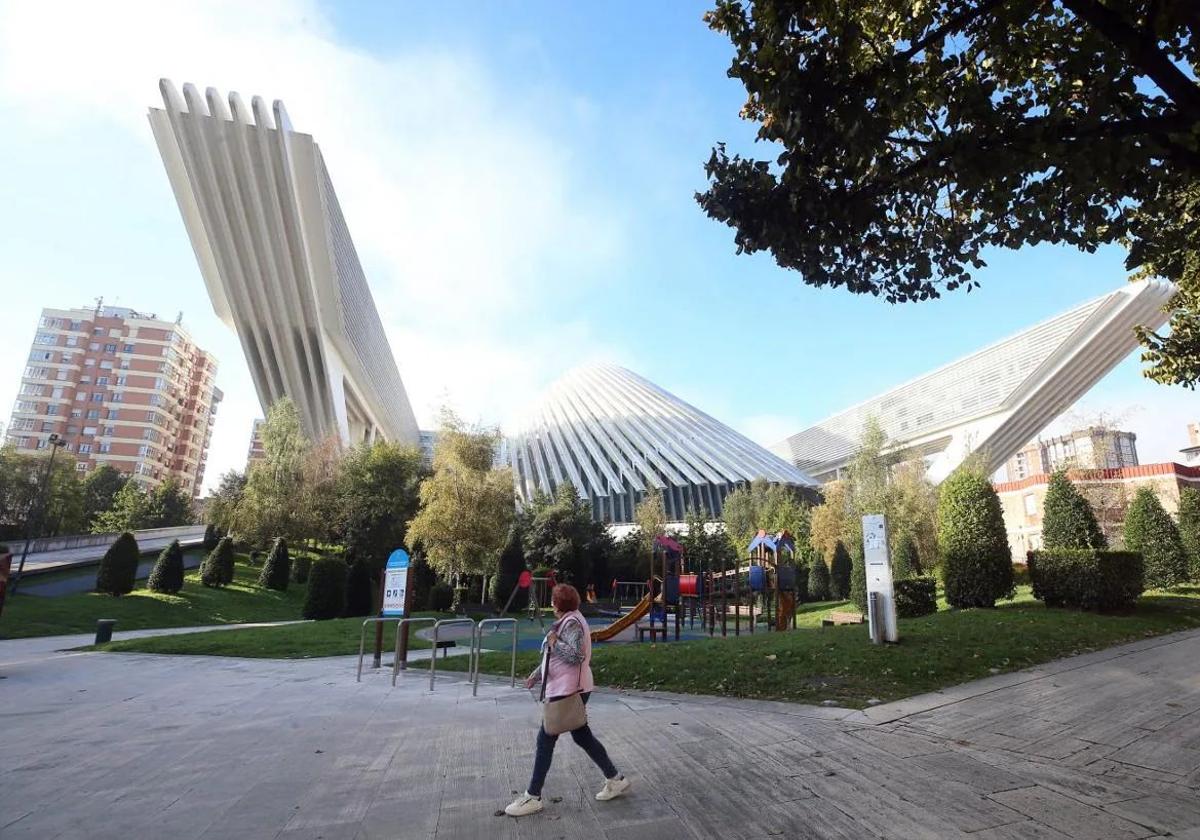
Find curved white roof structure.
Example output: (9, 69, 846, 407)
(149, 80, 419, 447)
(511, 365, 818, 523)
(771, 280, 1176, 483)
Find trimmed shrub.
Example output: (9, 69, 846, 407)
(258, 538, 290, 591)
(1124, 488, 1188, 589)
(894, 576, 937, 618)
(806, 556, 831, 601)
(828, 541, 852, 600)
(849, 543, 867, 614)
(200, 536, 234, 588)
(891, 533, 919, 580)
(937, 467, 1013, 608)
(344, 557, 374, 617)
(794, 555, 811, 604)
(1028, 549, 1144, 610)
(95, 531, 140, 596)
(147, 539, 185, 594)
(303, 557, 348, 620)
(489, 527, 529, 612)
(202, 523, 219, 552)
(1178, 487, 1200, 582)
(1042, 471, 1107, 550)
(291, 553, 312, 585)
(428, 581, 453, 612)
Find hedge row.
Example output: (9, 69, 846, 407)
(1028, 549, 1144, 611)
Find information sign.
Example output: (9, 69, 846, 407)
(382, 549, 410, 618)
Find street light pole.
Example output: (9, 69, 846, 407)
(11, 433, 67, 595)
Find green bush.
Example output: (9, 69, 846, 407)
(1124, 488, 1188, 589)
(428, 581, 453, 612)
(303, 557, 348, 620)
(1041, 471, 1107, 550)
(202, 523, 219, 552)
(828, 541, 852, 600)
(937, 467, 1013, 608)
(249, 550, 263, 566)
(291, 553, 312, 585)
(1178, 487, 1200, 582)
(794, 555, 811, 604)
(806, 556, 831, 601)
(344, 557, 374, 617)
(893, 576, 937, 618)
(95, 531, 140, 596)
(200, 536, 234, 588)
(147, 539, 185, 594)
(258, 538, 290, 591)
(490, 527, 529, 612)
(891, 533, 919, 580)
(1028, 549, 1144, 610)
(849, 543, 867, 613)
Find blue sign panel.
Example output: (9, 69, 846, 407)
(382, 548, 410, 617)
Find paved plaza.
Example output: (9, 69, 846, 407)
(2, 629, 1200, 839)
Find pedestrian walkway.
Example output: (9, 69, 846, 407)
(2, 628, 1198, 838)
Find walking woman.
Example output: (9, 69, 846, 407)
(505, 583, 630, 817)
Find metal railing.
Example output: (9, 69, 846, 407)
(357, 617, 405, 682)
(471, 618, 518, 696)
(428, 618, 477, 691)
(391, 617, 437, 686)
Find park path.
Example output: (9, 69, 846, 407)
(1, 628, 1199, 838)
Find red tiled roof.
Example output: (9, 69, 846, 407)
(994, 462, 1200, 493)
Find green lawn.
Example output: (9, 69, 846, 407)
(440, 586, 1200, 708)
(0, 554, 307, 638)
(96, 612, 447, 658)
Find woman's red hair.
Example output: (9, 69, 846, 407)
(551, 583, 581, 613)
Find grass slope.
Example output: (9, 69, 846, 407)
(443, 587, 1200, 708)
(0, 554, 306, 638)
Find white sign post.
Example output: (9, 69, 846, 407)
(862, 514, 899, 644)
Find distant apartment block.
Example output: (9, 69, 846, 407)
(1182, 422, 1200, 467)
(1002, 427, 1139, 481)
(6, 305, 222, 496)
(246, 418, 266, 467)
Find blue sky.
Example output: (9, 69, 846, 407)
(0, 0, 1194, 492)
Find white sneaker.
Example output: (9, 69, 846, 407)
(596, 776, 631, 801)
(504, 792, 544, 817)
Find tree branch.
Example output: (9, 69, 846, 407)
(895, 0, 1016, 63)
(1060, 0, 1200, 118)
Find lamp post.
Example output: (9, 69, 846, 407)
(11, 433, 68, 595)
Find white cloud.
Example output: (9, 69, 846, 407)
(0, 0, 625, 490)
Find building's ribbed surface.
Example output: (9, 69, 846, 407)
(771, 280, 1176, 482)
(149, 80, 419, 447)
(510, 365, 817, 523)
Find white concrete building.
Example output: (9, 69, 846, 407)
(771, 280, 1176, 483)
(149, 80, 419, 447)
(510, 364, 818, 523)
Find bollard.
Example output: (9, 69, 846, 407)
(94, 619, 116, 645)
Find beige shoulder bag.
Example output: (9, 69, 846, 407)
(541, 617, 588, 735)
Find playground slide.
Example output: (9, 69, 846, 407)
(591, 591, 653, 642)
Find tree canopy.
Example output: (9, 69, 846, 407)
(699, 0, 1200, 386)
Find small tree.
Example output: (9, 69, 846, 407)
(344, 556, 374, 617)
(849, 543, 867, 613)
(1124, 488, 1189, 590)
(937, 465, 1013, 608)
(892, 533, 919, 580)
(202, 523, 219, 552)
(95, 531, 139, 596)
(1178, 488, 1200, 582)
(303, 556, 348, 620)
(147, 539, 185, 594)
(201, 536, 234, 588)
(291, 553, 312, 585)
(490, 526, 529, 611)
(807, 555, 831, 601)
(1042, 471, 1107, 550)
(258, 537, 290, 591)
(828, 541, 852, 600)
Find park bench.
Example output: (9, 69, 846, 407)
(822, 610, 865, 628)
(635, 623, 669, 642)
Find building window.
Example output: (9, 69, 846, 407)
(45, 404, 58, 416)
(110, 392, 122, 402)
(1024, 494, 1038, 516)
(96, 376, 108, 386)
(142, 428, 154, 440)
(79, 443, 93, 454)
(70, 409, 81, 419)
(56, 370, 68, 381)
(91, 393, 103, 403)
(83, 426, 97, 437)
(86, 409, 99, 420)
(76, 461, 89, 471)
(104, 343, 117, 353)
(138, 444, 150, 456)
(40, 421, 53, 432)
(30, 351, 53, 361)
(99, 442, 111, 453)
(99, 360, 113, 370)
(52, 387, 64, 399)
(116, 376, 127, 386)
(83, 358, 94, 367)
(34, 332, 57, 345)
(102, 426, 114, 437)
(92, 327, 104, 335)
(65, 335, 78, 347)
(107, 409, 118, 419)
(88, 341, 99, 351)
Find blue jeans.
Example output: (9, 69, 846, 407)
(528, 693, 619, 797)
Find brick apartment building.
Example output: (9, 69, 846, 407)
(6, 305, 222, 497)
(246, 418, 266, 468)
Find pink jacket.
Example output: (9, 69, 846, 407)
(532, 610, 595, 700)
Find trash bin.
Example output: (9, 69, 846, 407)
(95, 619, 116, 645)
